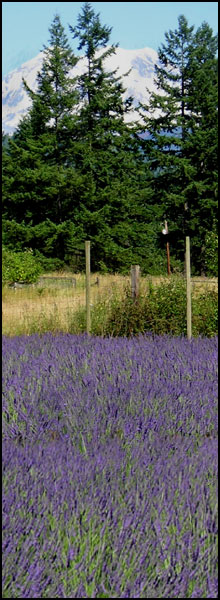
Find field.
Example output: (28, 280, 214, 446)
(2, 273, 218, 336)
(2, 332, 218, 598)
(2, 273, 128, 336)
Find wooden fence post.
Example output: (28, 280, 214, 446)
(85, 241, 91, 335)
(131, 265, 140, 301)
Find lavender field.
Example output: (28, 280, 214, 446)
(2, 333, 218, 598)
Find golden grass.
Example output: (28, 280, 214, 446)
(2, 273, 128, 336)
(2, 272, 218, 336)
(190, 276, 218, 296)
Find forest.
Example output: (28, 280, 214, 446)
(2, 2, 218, 276)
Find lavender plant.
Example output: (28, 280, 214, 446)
(2, 333, 218, 598)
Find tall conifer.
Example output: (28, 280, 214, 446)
(3, 15, 81, 227)
(68, 2, 154, 271)
(139, 15, 218, 272)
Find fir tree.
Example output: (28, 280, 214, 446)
(139, 15, 218, 272)
(3, 15, 82, 228)
(3, 7, 184, 274)
(22, 14, 79, 160)
(68, 2, 155, 272)
(184, 22, 218, 271)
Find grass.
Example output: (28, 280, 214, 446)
(2, 272, 218, 337)
(2, 272, 127, 336)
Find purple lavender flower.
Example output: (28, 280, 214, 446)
(2, 333, 218, 598)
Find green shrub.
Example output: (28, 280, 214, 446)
(2, 219, 33, 252)
(102, 278, 186, 337)
(192, 291, 218, 337)
(98, 278, 218, 338)
(2, 247, 42, 284)
(33, 250, 65, 273)
(67, 288, 123, 336)
(145, 278, 187, 335)
(101, 289, 145, 337)
(203, 228, 218, 277)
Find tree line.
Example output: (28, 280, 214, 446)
(2, 2, 218, 275)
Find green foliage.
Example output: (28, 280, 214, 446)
(66, 276, 218, 338)
(2, 220, 33, 251)
(2, 218, 86, 271)
(192, 290, 218, 337)
(67, 2, 157, 273)
(2, 8, 218, 275)
(2, 247, 42, 284)
(104, 278, 188, 337)
(33, 251, 65, 273)
(203, 228, 218, 276)
(97, 278, 218, 338)
(138, 16, 218, 273)
(32, 220, 80, 261)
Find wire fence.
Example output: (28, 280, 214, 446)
(2, 269, 218, 337)
(2, 272, 128, 336)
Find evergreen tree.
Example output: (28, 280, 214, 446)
(4, 7, 199, 274)
(139, 15, 218, 273)
(23, 14, 79, 161)
(184, 22, 218, 271)
(68, 2, 155, 272)
(3, 15, 82, 227)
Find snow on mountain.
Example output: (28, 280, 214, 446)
(2, 46, 159, 135)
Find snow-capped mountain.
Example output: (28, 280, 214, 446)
(2, 46, 159, 135)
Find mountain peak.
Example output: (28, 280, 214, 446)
(2, 46, 158, 134)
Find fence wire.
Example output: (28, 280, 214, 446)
(2, 274, 218, 337)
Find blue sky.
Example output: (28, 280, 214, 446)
(2, 2, 218, 77)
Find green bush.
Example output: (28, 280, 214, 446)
(33, 250, 65, 273)
(2, 247, 42, 284)
(203, 228, 218, 277)
(103, 278, 187, 337)
(2, 220, 33, 252)
(67, 277, 217, 338)
(96, 278, 218, 338)
(192, 291, 218, 337)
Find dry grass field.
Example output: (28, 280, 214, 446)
(2, 272, 128, 336)
(2, 272, 218, 336)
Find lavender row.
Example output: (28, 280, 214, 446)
(2, 333, 218, 598)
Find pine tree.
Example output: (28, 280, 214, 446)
(22, 15, 79, 161)
(184, 22, 218, 271)
(68, 2, 155, 272)
(3, 15, 83, 228)
(139, 15, 218, 273)
(2, 7, 164, 273)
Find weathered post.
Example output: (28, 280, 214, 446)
(131, 265, 140, 301)
(85, 241, 91, 335)
(186, 236, 192, 340)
